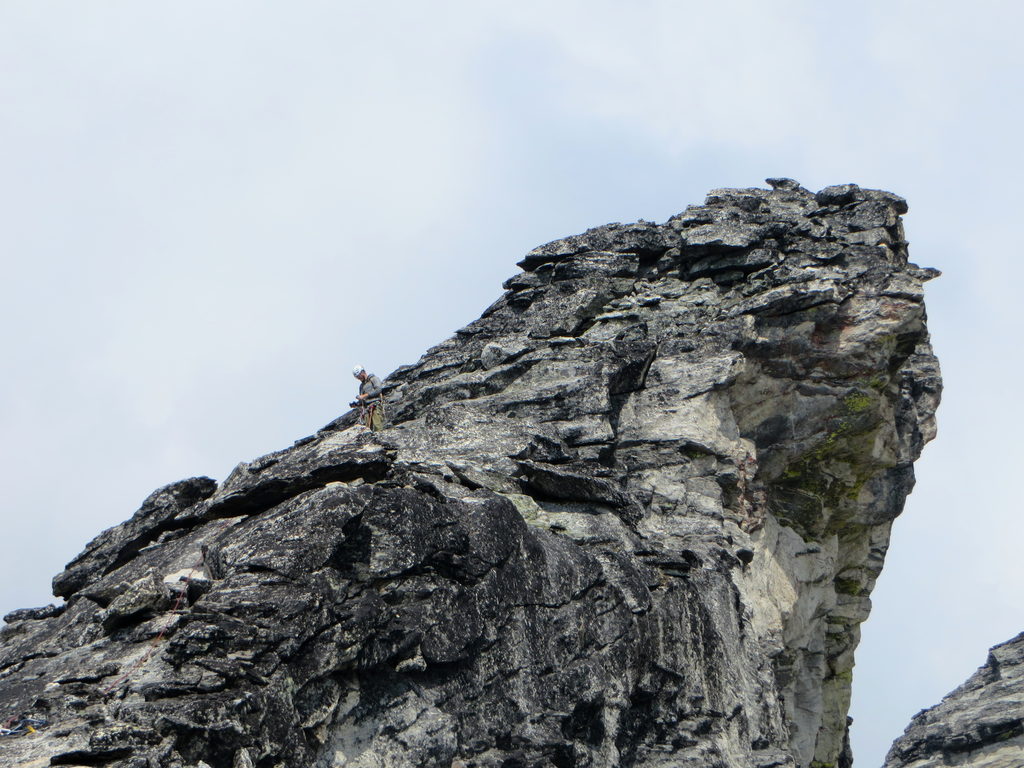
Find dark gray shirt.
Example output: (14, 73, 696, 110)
(359, 374, 384, 401)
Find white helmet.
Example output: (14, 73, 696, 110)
(352, 364, 365, 377)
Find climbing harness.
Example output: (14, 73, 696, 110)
(351, 393, 385, 430)
(360, 398, 385, 429)
(0, 718, 47, 737)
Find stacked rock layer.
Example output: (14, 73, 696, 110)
(0, 180, 941, 768)
(884, 632, 1024, 768)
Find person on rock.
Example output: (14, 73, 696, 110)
(351, 365, 385, 431)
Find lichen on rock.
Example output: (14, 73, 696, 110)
(0, 180, 941, 768)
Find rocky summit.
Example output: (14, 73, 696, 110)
(0, 180, 942, 768)
(884, 632, 1024, 768)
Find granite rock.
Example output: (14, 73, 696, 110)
(884, 632, 1024, 768)
(0, 180, 941, 768)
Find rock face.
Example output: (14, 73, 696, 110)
(0, 180, 941, 768)
(884, 632, 1024, 768)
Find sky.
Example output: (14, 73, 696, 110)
(1, 2, 1021, 765)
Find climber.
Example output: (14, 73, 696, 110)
(351, 365, 385, 431)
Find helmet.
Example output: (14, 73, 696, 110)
(352, 364, 365, 377)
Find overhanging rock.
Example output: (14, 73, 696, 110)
(0, 180, 941, 768)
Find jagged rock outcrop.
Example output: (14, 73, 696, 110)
(884, 632, 1024, 768)
(0, 179, 941, 768)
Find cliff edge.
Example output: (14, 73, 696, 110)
(884, 632, 1024, 768)
(0, 179, 941, 768)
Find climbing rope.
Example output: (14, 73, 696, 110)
(2, 517, 240, 738)
(98, 556, 202, 696)
(100, 518, 235, 696)
(354, 398, 384, 428)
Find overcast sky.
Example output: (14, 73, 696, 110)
(2, 2, 1021, 765)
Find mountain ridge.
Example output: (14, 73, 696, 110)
(1, 179, 941, 768)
